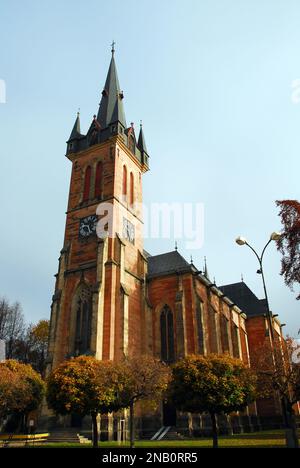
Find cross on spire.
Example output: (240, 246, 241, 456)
(111, 40, 116, 55)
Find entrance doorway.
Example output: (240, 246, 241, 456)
(163, 402, 177, 426)
(71, 413, 82, 428)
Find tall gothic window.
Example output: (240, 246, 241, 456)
(195, 298, 205, 354)
(122, 165, 127, 200)
(209, 306, 218, 353)
(83, 166, 91, 202)
(220, 314, 230, 353)
(231, 322, 240, 358)
(74, 284, 92, 356)
(160, 305, 175, 363)
(95, 161, 103, 198)
(130, 172, 134, 206)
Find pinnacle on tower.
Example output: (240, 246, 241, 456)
(68, 111, 82, 141)
(66, 47, 149, 170)
(204, 256, 210, 280)
(97, 45, 127, 130)
(137, 121, 148, 154)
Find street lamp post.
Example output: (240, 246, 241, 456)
(235, 232, 292, 434)
(235, 232, 281, 341)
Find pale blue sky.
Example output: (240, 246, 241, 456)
(0, 0, 299, 336)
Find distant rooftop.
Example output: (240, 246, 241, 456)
(147, 250, 194, 279)
(219, 282, 268, 317)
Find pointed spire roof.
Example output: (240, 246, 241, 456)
(204, 256, 210, 280)
(68, 112, 81, 141)
(97, 51, 127, 129)
(137, 121, 148, 154)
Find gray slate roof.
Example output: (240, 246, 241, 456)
(219, 282, 268, 317)
(97, 55, 127, 129)
(68, 113, 82, 141)
(137, 125, 148, 154)
(66, 53, 150, 170)
(147, 250, 193, 279)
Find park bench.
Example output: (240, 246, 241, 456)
(0, 433, 49, 447)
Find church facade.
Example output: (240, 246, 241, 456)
(46, 49, 286, 436)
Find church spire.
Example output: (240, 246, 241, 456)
(97, 46, 127, 130)
(68, 111, 81, 141)
(137, 121, 148, 154)
(204, 256, 210, 280)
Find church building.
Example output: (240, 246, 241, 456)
(46, 47, 287, 437)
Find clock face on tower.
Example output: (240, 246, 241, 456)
(79, 215, 98, 239)
(123, 217, 135, 244)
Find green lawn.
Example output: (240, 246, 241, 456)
(24, 430, 298, 449)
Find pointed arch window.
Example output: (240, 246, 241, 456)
(231, 322, 240, 358)
(160, 305, 175, 363)
(122, 165, 127, 201)
(208, 306, 219, 353)
(83, 166, 91, 202)
(95, 161, 103, 198)
(220, 314, 230, 353)
(130, 172, 134, 206)
(196, 298, 205, 354)
(74, 284, 92, 356)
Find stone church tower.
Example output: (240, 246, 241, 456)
(47, 47, 251, 389)
(47, 47, 150, 373)
(46, 48, 289, 435)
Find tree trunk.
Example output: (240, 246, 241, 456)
(129, 402, 135, 449)
(290, 412, 299, 449)
(285, 403, 299, 449)
(281, 397, 289, 428)
(18, 413, 26, 434)
(210, 412, 218, 449)
(91, 412, 98, 448)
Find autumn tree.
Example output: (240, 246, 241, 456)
(25, 320, 49, 375)
(115, 356, 171, 448)
(169, 354, 257, 448)
(252, 337, 300, 448)
(0, 360, 45, 431)
(46, 356, 119, 448)
(276, 200, 300, 300)
(0, 364, 23, 420)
